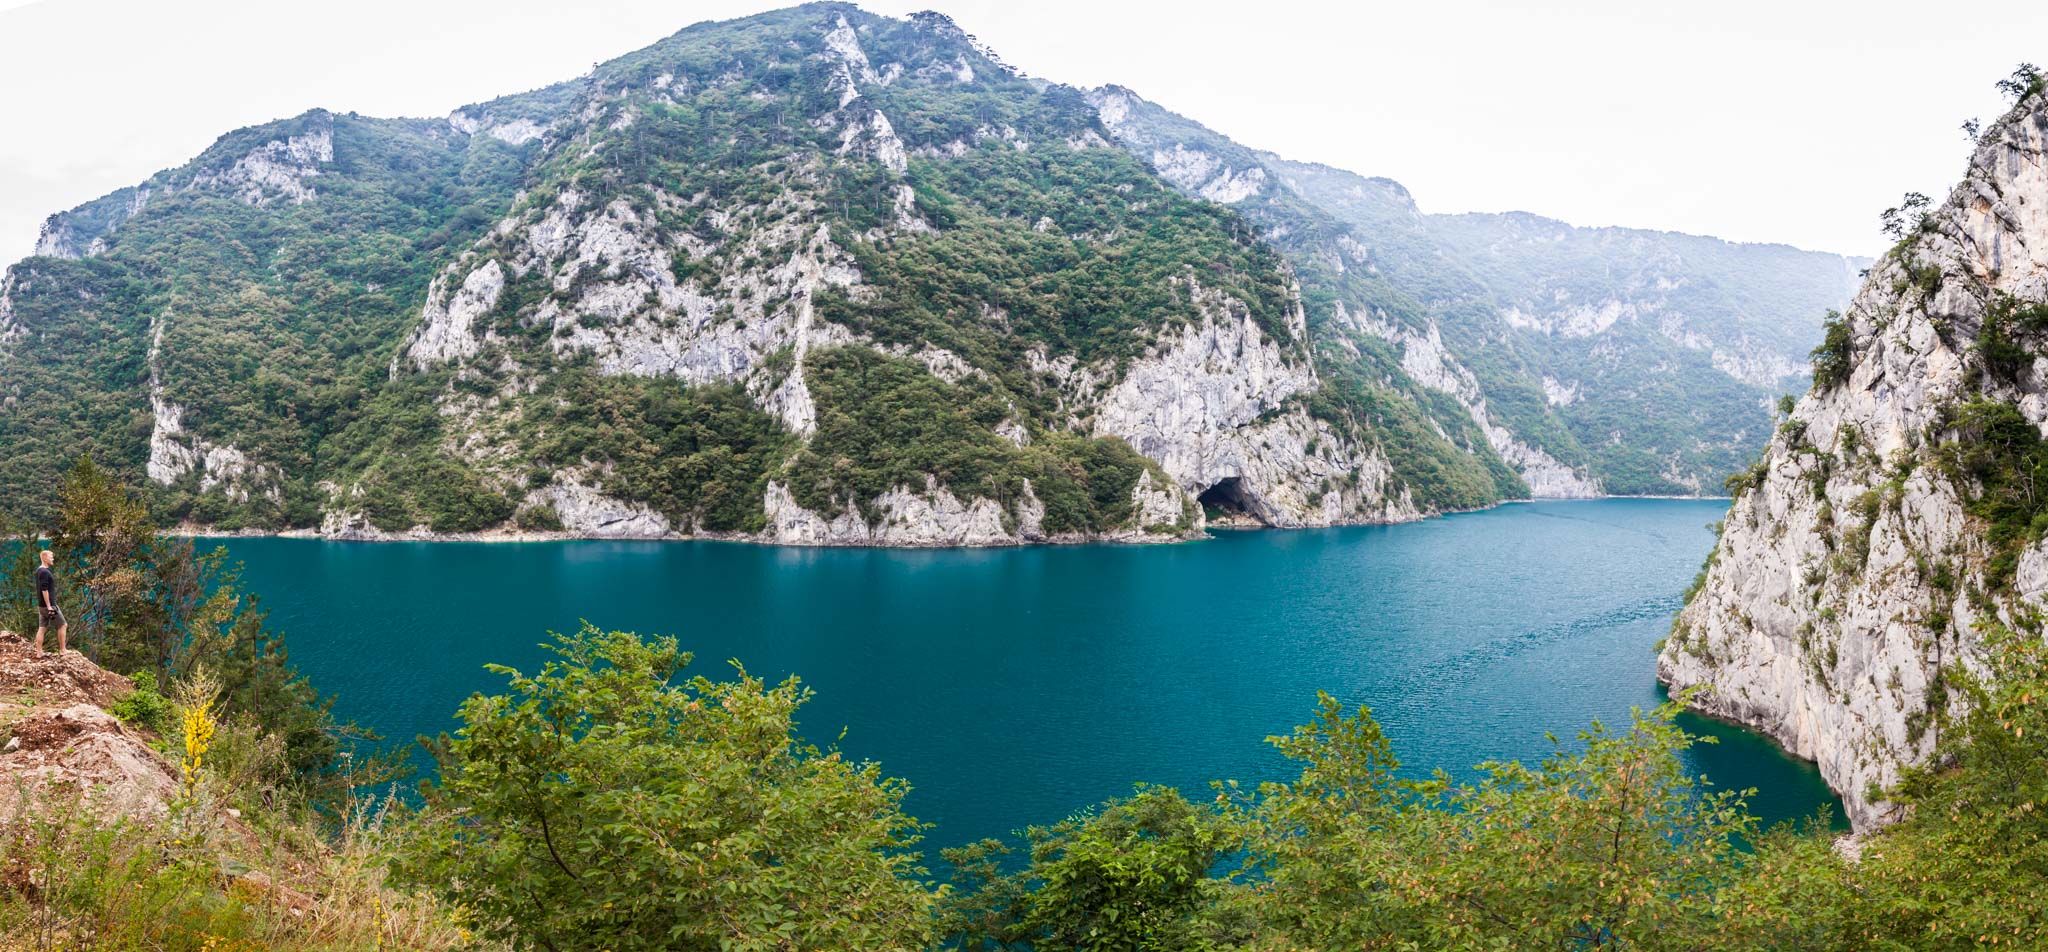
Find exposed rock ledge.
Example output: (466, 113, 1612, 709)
(0, 631, 177, 821)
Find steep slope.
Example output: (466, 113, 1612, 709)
(1661, 82, 2048, 830)
(1089, 87, 1866, 496)
(1, 4, 1499, 544)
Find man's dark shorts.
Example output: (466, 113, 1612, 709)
(38, 606, 64, 628)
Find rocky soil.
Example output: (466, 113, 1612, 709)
(0, 632, 177, 821)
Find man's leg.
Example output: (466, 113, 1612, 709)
(34, 615, 45, 652)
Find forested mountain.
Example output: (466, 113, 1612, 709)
(1090, 87, 1867, 496)
(1, 3, 1853, 541)
(1663, 76, 2048, 829)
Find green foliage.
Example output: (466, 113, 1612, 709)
(1232, 696, 1756, 949)
(782, 347, 1179, 535)
(108, 668, 171, 735)
(6, 458, 365, 803)
(522, 372, 793, 533)
(1935, 399, 2048, 591)
(935, 677, 2048, 949)
(819, 145, 1294, 372)
(1974, 291, 2048, 380)
(1307, 343, 1527, 510)
(1810, 309, 1854, 391)
(396, 623, 937, 951)
(0, 111, 530, 531)
(1864, 621, 2048, 947)
(1724, 457, 1769, 498)
(1997, 62, 2045, 103)
(940, 787, 1245, 952)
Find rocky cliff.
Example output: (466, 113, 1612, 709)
(1088, 86, 1865, 497)
(0, 4, 1466, 545)
(1661, 82, 2048, 830)
(0, 3, 1861, 545)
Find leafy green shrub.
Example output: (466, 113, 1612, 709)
(395, 624, 937, 951)
(939, 787, 1242, 952)
(513, 503, 563, 531)
(109, 669, 171, 735)
(1810, 309, 1854, 391)
(1937, 399, 2048, 591)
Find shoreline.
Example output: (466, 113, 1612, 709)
(165, 494, 1731, 548)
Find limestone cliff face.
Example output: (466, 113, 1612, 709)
(5, 6, 1544, 543)
(1661, 87, 2048, 830)
(316, 8, 1395, 546)
(1334, 302, 1603, 499)
(1089, 85, 1862, 499)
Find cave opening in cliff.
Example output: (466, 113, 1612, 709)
(1197, 477, 1264, 527)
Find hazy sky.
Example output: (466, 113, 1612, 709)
(1, 0, 2041, 269)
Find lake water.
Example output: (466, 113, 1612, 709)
(215, 498, 1843, 849)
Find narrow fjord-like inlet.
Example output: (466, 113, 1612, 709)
(217, 497, 1839, 847)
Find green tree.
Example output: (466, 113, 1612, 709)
(1237, 697, 1760, 950)
(395, 624, 937, 951)
(939, 786, 1246, 952)
(7, 457, 364, 803)
(1810, 309, 1854, 391)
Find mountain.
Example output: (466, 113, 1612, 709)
(3, 4, 1477, 543)
(1, 3, 1855, 544)
(1089, 87, 1869, 497)
(1660, 79, 2048, 830)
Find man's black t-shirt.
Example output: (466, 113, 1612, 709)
(34, 565, 54, 608)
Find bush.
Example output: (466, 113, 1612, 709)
(108, 669, 171, 736)
(1810, 309, 1854, 391)
(395, 624, 937, 951)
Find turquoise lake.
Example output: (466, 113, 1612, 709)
(214, 497, 1843, 849)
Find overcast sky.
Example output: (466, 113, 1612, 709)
(1, 0, 2041, 269)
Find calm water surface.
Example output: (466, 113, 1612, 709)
(216, 498, 1843, 847)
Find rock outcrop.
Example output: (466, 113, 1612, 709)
(1661, 85, 2048, 830)
(0, 632, 179, 821)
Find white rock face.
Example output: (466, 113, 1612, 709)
(1663, 91, 2048, 831)
(1708, 345, 1804, 390)
(821, 14, 880, 107)
(1542, 376, 1580, 406)
(34, 188, 150, 260)
(761, 477, 1018, 546)
(402, 181, 863, 433)
(1500, 300, 1631, 338)
(188, 117, 334, 207)
(532, 476, 673, 538)
(0, 274, 18, 346)
(1148, 144, 1266, 204)
(487, 119, 545, 146)
(143, 313, 277, 502)
(1344, 304, 1602, 498)
(407, 260, 505, 368)
(1088, 280, 1419, 526)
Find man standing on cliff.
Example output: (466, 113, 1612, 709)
(34, 550, 65, 654)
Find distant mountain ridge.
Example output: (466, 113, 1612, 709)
(1, 3, 1859, 542)
(1089, 85, 1869, 496)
